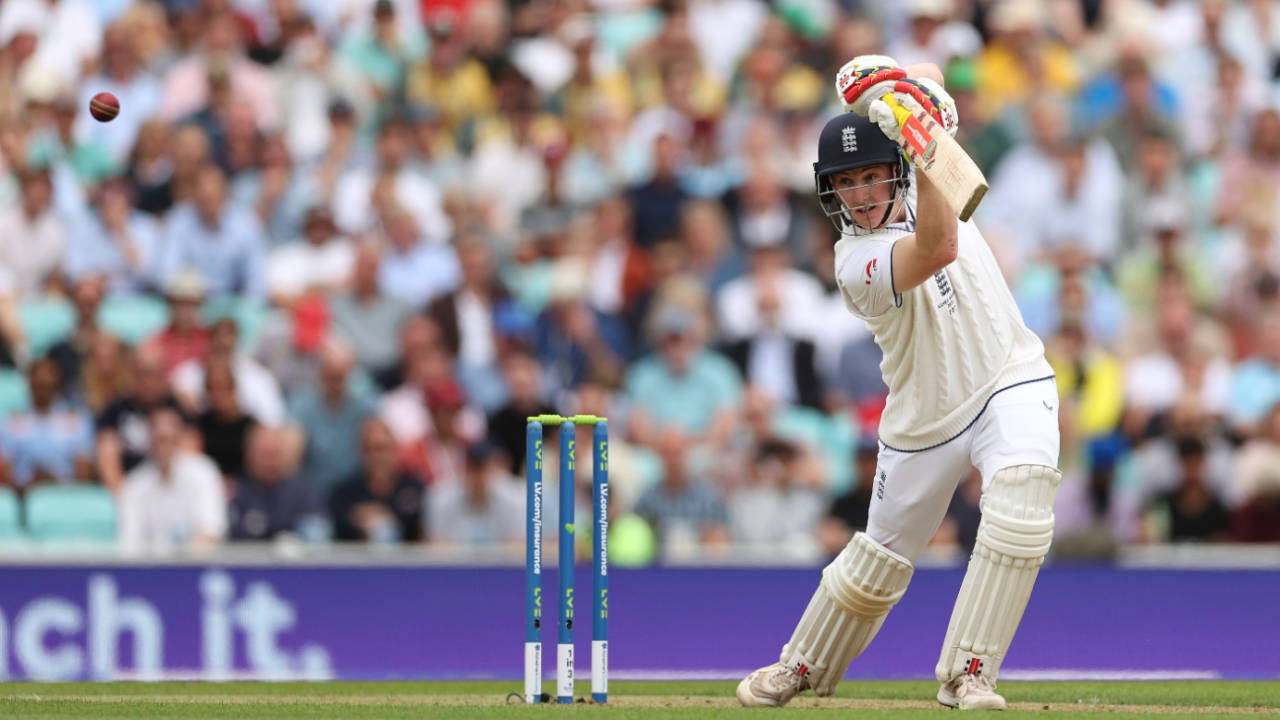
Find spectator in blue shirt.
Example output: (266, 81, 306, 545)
(376, 203, 460, 307)
(626, 304, 742, 447)
(160, 163, 267, 301)
(62, 176, 163, 294)
(1228, 313, 1280, 433)
(0, 357, 94, 490)
(288, 338, 377, 496)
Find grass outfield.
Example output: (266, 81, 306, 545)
(0, 680, 1277, 719)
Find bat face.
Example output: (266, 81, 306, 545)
(882, 95, 988, 221)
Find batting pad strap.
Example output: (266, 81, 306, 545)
(936, 464, 1062, 684)
(780, 532, 914, 697)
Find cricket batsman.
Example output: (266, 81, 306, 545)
(737, 57, 1060, 710)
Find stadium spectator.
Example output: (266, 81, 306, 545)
(288, 338, 376, 497)
(160, 163, 268, 301)
(627, 131, 687, 248)
(427, 440, 523, 546)
(534, 260, 630, 395)
(722, 275, 823, 410)
(727, 439, 824, 554)
(330, 241, 415, 381)
(0, 357, 94, 489)
(1116, 199, 1215, 314)
(330, 418, 424, 542)
(333, 113, 450, 243)
(1231, 402, 1280, 542)
(266, 205, 354, 306)
(159, 9, 276, 131)
(46, 275, 107, 394)
(336, 0, 426, 107)
(62, 177, 163, 293)
(1143, 435, 1231, 543)
(148, 270, 213, 374)
(1227, 314, 1280, 435)
(626, 303, 741, 447)
(79, 331, 131, 416)
(0, 167, 65, 298)
(376, 203, 460, 307)
(634, 429, 729, 555)
(427, 232, 514, 411)
(229, 424, 324, 541)
(194, 358, 256, 482)
(715, 231, 823, 343)
(486, 348, 554, 475)
(95, 343, 192, 493)
(118, 405, 226, 553)
(172, 317, 285, 426)
(75, 21, 161, 165)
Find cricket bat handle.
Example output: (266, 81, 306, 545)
(880, 93, 913, 127)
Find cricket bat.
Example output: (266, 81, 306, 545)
(879, 93, 988, 222)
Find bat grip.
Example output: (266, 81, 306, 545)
(880, 93, 912, 127)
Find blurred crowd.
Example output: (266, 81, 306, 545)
(1, 0, 1279, 562)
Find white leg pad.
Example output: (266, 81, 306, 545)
(779, 532, 914, 696)
(936, 464, 1061, 684)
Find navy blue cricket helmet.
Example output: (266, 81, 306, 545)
(813, 111, 911, 235)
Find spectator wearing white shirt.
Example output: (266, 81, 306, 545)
(0, 167, 66, 299)
(171, 318, 287, 427)
(119, 406, 226, 554)
(715, 235, 823, 343)
(0, 0, 101, 89)
(1122, 281, 1232, 438)
(333, 114, 451, 242)
(266, 206, 355, 306)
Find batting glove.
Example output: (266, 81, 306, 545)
(835, 55, 904, 112)
(862, 78, 959, 141)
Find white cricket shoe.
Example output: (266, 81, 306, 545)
(937, 673, 1007, 710)
(736, 663, 810, 707)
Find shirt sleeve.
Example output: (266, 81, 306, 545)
(834, 237, 901, 319)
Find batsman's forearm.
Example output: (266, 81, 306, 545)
(914, 172, 958, 263)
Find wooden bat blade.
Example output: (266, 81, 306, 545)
(881, 94, 988, 221)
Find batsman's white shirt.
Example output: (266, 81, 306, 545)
(834, 215, 1054, 452)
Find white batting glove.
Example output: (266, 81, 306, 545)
(865, 78, 960, 140)
(868, 97, 907, 144)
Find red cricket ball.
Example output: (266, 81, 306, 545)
(89, 92, 119, 123)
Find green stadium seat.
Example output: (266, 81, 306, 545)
(0, 486, 23, 541)
(19, 296, 76, 357)
(97, 294, 170, 346)
(24, 484, 118, 544)
(0, 367, 31, 418)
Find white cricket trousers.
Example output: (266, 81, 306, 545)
(865, 378, 1060, 562)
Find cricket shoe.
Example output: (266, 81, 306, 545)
(937, 673, 1006, 710)
(736, 663, 810, 707)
